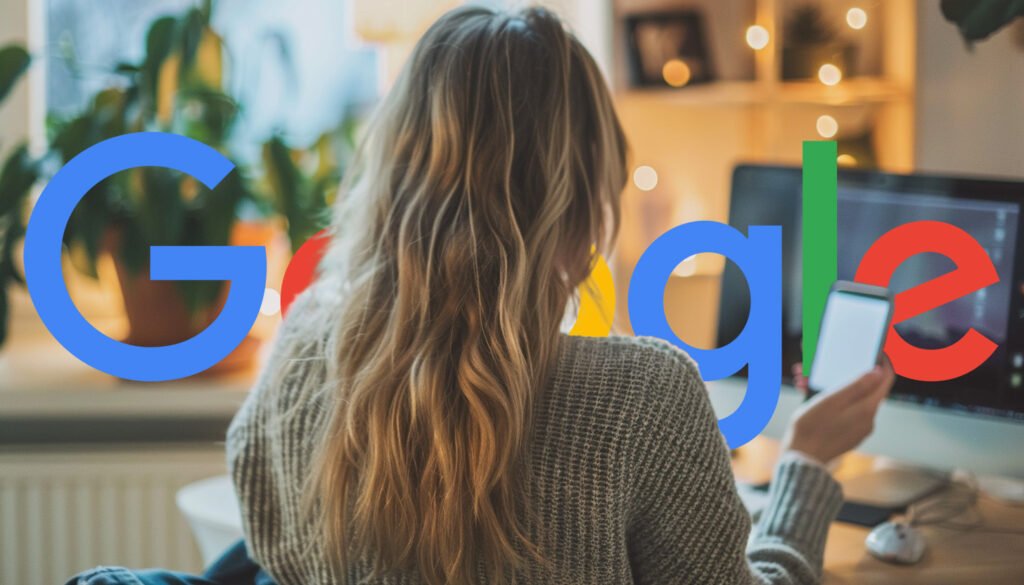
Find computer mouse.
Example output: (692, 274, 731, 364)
(865, 521, 926, 565)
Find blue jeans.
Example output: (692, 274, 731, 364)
(64, 540, 276, 585)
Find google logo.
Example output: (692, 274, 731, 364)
(23, 133, 1002, 447)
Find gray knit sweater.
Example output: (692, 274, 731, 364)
(227, 296, 843, 584)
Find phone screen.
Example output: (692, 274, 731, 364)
(808, 290, 892, 393)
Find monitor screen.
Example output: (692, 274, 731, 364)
(718, 165, 1024, 423)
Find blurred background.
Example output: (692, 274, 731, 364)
(0, 0, 1021, 581)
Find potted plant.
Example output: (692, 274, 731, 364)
(781, 3, 857, 81)
(1, 1, 358, 374)
(0, 44, 36, 350)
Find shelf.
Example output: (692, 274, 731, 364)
(616, 77, 911, 108)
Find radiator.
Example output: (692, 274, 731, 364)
(0, 444, 228, 585)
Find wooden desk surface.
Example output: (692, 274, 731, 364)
(733, 438, 1024, 585)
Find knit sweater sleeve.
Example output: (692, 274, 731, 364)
(626, 339, 843, 585)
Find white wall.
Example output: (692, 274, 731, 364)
(915, 4, 1024, 179)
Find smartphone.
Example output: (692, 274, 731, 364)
(807, 281, 894, 395)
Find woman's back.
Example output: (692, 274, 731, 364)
(224, 6, 867, 584)
(227, 292, 841, 584)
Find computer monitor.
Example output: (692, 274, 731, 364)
(710, 164, 1024, 480)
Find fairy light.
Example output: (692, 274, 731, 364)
(847, 8, 868, 30)
(816, 115, 839, 138)
(260, 288, 281, 316)
(662, 59, 692, 87)
(746, 25, 770, 50)
(818, 63, 842, 86)
(633, 165, 659, 191)
(673, 255, 699, 277)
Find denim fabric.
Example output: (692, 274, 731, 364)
(64, 540, 275, 585)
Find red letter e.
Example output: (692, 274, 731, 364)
(855, 221, 999, 381)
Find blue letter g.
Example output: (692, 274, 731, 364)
(628, 221, 782, 448)
(23, 132, 266, 382)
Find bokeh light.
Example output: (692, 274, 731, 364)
(746, 25, 770, 50)
(662, 59, 692, 87)
(260, 288, 281, 316)
(847, 8, 868, 30)
(673, 255, 699, 277)
(818, 64, 842, 86)
(816, 115, 839, 138)
(633, 165, 659, 191)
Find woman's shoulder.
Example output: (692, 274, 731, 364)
(552, 334, 707, 415)
(227, 285, 338, 438)
(558, 333, 702, 383)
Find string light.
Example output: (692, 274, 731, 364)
(662, 59, 692, 87)
(633, 166, 659, 191)
(818, 63, 842, 86)
(260, 288, 281, 316)
(847, 8, 868, 30)
(746, 25, 770, 50)
(673, 255, 699, 277)
(816, 115, 838, 138)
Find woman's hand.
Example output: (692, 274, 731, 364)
(781, 357, 896, 466)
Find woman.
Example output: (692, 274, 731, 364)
(226, 6, 896, 585)
(69, 5, 893, 585)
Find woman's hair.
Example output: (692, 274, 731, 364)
(309, 6, 627, 584)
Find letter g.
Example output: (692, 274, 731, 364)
(627, 221, 782, 448)
(23, 132, 266, 382)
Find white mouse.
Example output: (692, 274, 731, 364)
(865, 521, 926, 565)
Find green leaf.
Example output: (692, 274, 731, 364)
(1, 211, 27, 286)
(179, 8, 206, 74)
(178, 84, 238, 145)
(115, 62, 141, 74)
(51, 114, 96, 161)
(0, 144, 37, 217)
(140, 16, 178, 120)
(137, 167, 186, 246)
(0, 142, 30, 348)
(0, 45, 30, 105)
(940, 0, 1024, 42)
(62, 171, 119, 279)
(92, 88, 128, 138)
(118, 218, 150, 276)
(263, 136, 308, 250)
(0, 284, 8, 348)
(199, 169, 245, 246)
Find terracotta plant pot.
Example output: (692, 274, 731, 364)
(104, 222, 273, 379)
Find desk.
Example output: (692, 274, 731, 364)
(733, 438, 1024, 585)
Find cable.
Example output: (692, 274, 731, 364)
(907, 473, 1024, 536)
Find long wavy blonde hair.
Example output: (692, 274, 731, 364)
(309, 6, 627, 584)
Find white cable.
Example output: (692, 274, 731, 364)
(907, 473, 1024, 535)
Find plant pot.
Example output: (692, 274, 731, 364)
(111, 259, 261, 378)
(104, 223, 273, 379)
(781, 42, 857, 80)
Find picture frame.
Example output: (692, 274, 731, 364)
(625, 11, 714, 88)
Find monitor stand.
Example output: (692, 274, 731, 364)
(839, 463, 948, 509)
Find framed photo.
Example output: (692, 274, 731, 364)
(625, 11, 714, 88)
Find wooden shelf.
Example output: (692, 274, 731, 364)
(616, 77, 910, 108)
